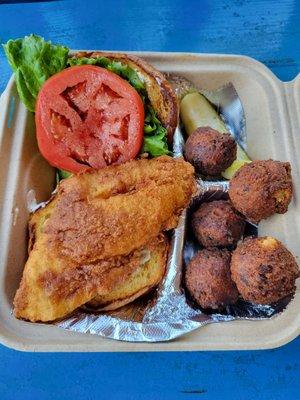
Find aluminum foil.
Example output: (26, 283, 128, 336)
(55, 80, 292, 342)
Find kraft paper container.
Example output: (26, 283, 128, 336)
(0, 52, 299, 351)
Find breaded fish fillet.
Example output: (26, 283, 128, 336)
(14, 156, 195, 322)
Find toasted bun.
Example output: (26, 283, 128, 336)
(73, 51, 178, 142)
(85, 235, 168, 311)
(85, 287, 152, 312)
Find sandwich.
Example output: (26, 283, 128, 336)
(4, 35, 191, 322)
(4, 35, 179, 175)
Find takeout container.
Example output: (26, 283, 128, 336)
(0, 52, 299, 351)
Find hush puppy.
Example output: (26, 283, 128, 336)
(185, 248, 239, 309)
(184, 127, 237, 176)
(191, 200, 245, 247)
(231, 236, 299, 304)
(229, 160, 292, 223)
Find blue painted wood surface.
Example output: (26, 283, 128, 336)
(0, 1, 299, 399)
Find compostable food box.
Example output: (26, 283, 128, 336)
(0, 52, 299, 351)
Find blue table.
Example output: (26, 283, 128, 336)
(0, 1, 299, 399)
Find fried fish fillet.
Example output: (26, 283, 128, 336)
(14, 156, 195, 322)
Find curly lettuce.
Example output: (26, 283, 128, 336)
(3, 34, 68, 112)
(69, 57, 145, 92)
(142, 106, 170, 155)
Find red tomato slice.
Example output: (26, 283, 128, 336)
(35, 65, 144, 173)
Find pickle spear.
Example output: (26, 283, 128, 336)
(180, 92, 251, 179)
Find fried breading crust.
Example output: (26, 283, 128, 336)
(41, 156, 194, 263)
(14, 156, 195, 322)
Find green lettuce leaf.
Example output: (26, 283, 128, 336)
(58, 169, 72, 180)
(142, 129, 170, 156)
(68, 56, 110, 68)
(56, 169, 72, 183)
(68, 56, 145, 92)
(3, 34, 69, 112)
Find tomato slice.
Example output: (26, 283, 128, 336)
(35, 65, 144, 173)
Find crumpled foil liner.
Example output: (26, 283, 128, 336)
(55, 81, 292, 342)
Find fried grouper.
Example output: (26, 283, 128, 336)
(14, 156, 195, 322)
